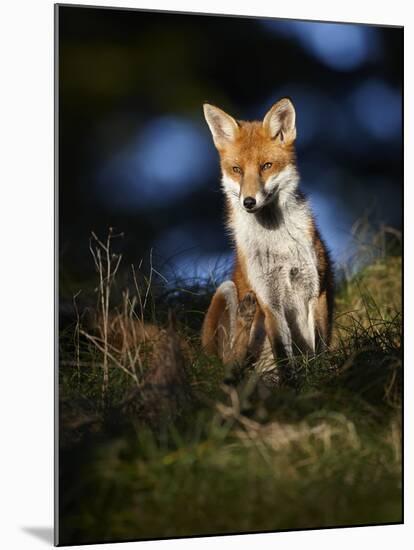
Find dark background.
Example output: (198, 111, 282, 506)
(58, 6, 403, 297)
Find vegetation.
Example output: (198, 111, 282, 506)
(58, 227, 402, 545)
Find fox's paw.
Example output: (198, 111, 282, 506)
(237, 291, 257, 325)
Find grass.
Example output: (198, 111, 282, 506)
(58, 227, 402, 546)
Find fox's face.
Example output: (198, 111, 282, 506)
(204, 98, 298, 213)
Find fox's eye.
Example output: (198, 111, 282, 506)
(232, 166, 242, 175)
(262, 162, 273, 171)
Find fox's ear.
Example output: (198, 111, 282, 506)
(203, 104, 239, 149)
(263, 98, 296, 144)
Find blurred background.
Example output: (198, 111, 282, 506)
(58, 6, 403, 297)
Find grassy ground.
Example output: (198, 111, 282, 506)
(58, 230, 402, 546)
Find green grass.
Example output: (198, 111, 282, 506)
(58, 235, 402, 546)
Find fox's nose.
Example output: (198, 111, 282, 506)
(243, 196, 256, 210)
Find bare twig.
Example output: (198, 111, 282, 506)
(89, 229, 124, 403)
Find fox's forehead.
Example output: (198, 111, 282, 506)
(218, 120, 292, 166)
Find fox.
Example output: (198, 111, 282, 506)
(201, 97, 334, 376)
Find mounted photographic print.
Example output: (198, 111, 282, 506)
(56, 4, 403, 546)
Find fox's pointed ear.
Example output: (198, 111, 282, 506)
(203, 104, 239, 149)
(263, 98, 296, 144)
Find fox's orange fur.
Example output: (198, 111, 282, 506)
(201, 98, 334, 373)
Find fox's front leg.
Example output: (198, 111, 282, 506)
(261, 304, 292, 361)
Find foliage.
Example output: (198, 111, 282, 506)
(58, 230, 402, 545)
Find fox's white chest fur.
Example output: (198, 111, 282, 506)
(224, 170, 320, 356)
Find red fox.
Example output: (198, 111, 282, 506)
(201, 98, 334, 373)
